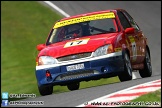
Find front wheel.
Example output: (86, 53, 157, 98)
(38, 85, 53, 96)
(67, 82, 80, 91)
(118, 52, 132, 82)
(139, 49, 152, 78)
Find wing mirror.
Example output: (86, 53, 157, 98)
(37, 44, 45, 51)
(125, 27, 135, 34)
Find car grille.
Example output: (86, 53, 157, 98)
(55, 70, 95, 81)
(57, 52, 91, 62)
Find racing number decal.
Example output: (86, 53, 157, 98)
(128, 36, 137, 61)
(64, 38, 90, 48)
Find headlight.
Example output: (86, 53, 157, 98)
(93, 44, 113, 57)
(38, 56, 57, 65)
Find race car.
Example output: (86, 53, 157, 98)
(35, 9, 152, 96)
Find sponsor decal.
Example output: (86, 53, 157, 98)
(114, 47, 122, 52)
(128, 36, 137, 61)
(36, 62, 38, 66)
(54, 12, 115, 28)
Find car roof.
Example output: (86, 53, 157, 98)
(58, 9, 124, 22)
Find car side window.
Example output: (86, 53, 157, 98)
(122, 11, 140, 31)
(117, 11, 131, 30)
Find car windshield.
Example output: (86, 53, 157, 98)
(47, 18, 117, 45)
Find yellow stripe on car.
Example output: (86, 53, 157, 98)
(54, 12, 115, 29)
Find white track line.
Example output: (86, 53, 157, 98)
(44, 1, 70, 17)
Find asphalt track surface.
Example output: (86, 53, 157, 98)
(10, 1, 161, 107)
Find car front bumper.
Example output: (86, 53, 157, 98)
(35, 51, 124, 86)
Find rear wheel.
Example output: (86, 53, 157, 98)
(67, 82, 80, 91)
(139, 49, 152, 77)
(118, 52, 132, 82)
(38, 85, 53, 96)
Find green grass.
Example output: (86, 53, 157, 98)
(121, 89, 161, 107)
(1, 1, 120, 100)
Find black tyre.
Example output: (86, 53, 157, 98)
(139, 49, 152, 77)
(67, 82, 80, 91)
(118, 52, 132, 82)
(38, 85, 53, 96)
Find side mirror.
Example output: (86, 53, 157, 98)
(37, 44, 45, 51)
(125, 27, 135, 34)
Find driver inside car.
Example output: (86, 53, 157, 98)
(66, 24, 83, 38)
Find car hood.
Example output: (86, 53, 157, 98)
(38, 33, 118, 58)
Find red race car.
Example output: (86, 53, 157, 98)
(36, 9, 152, 96)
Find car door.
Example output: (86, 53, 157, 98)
(122, 10, 145, 63)
(117, 10, 138, 64)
